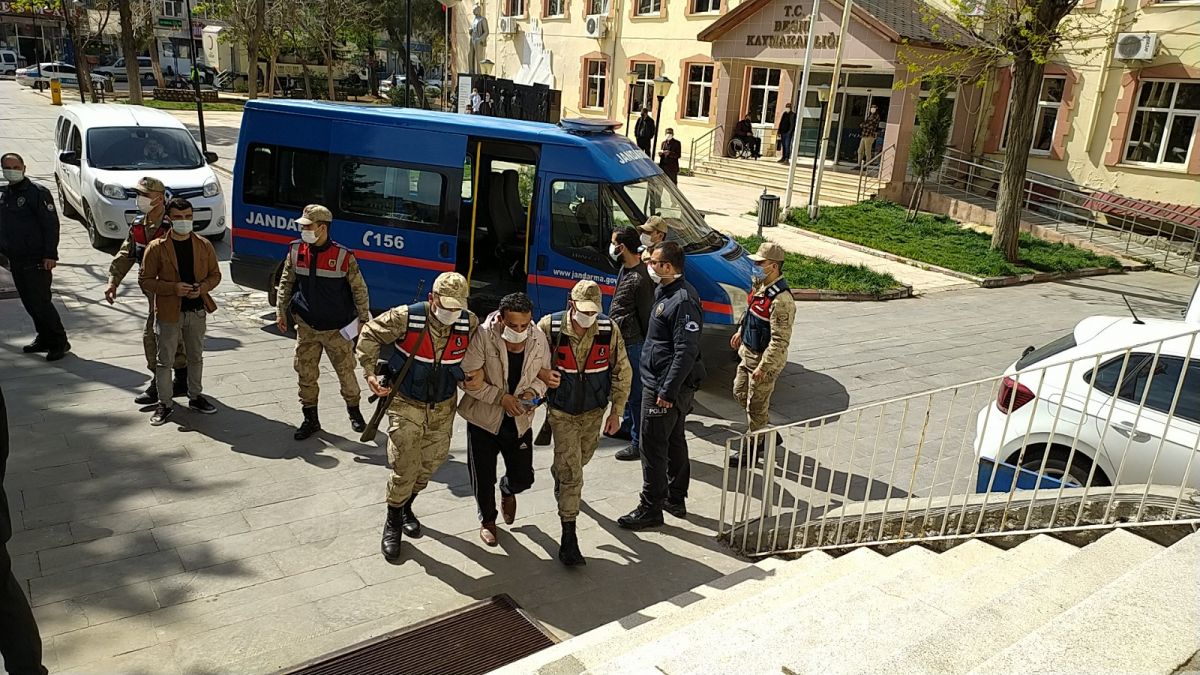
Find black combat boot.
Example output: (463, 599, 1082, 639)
(134, 380, 158, 405)
(381, 505, 404, 562)
(347, 406, 366, 433)
(172, 367, 188, 398)
(558, 520, 585, 567)
(294, 406, 321, 440)
(400, 495, 422, 538)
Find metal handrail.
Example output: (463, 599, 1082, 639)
(857, 144, 894, 202)
(719, 326, 1200, 557)
(688, 124, 723, 173)
(931, 152, 1200, 275)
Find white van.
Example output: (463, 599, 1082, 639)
(93, 56, 155, 84)
(0, 49, 22, 77)
(53, 104, 227, 248)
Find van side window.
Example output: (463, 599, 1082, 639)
(56, 119, 71, 150)
(242, 143, 328, 208)
(68, 126, 82, 156)
(549, 180, 627, 272)
(339, 159, 445, 232)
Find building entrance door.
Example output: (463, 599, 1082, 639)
(833, 92, 889, 165)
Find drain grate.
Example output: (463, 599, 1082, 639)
(280, 594, 556, 675)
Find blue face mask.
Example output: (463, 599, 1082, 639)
(751, 266, 767, 283)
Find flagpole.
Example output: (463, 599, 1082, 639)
(809, 0, 853, 219)
(782, 0, 821, 210)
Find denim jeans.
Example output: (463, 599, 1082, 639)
(780, 132, 793, 160)
(620, 341, 643, 447)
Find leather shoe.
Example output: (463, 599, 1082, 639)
(22, 342, 50, 353)
(501, 493, 517, 525)
(381, 505, 403, 562)
(614, 444, 640, 461)
(401, 496, 422, 538)
(134, 382, 158, 405)
(45, 343, 70, 362)
(558, 520, 585, 567)
(617, 504, 664, 530)
(479, 522, 499, 546)
(347, 406, 366, 433)
(664, 499, 687, 519)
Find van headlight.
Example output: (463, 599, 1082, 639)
(718, 282, 750, 324)
(203, 179, 221, 198)
(94, 179, 127, 200)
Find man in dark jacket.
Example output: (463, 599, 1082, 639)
(732, 115, 761, 159)
(634, 109, 657, 156)
(0, 153, 69, 361)
(0, 386, 49, 675)
(658, 128, 682, 183)
(608, 226, 655, 461)
(777, 103, 797, 163)
(618, 241, 705, 530)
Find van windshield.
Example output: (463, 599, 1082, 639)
(619, 175, 726, 254)
(88, 127, 205, 171)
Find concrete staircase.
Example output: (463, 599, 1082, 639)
(692, 156, 882, 206)
(497, 530, 1200, 674)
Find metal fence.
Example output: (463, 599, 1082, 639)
(931, 149, 1200, 275)
(857, 145, 893, 202)
(720, 326, 1200, 557)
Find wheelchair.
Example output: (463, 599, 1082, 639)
(727, 136, 757, 159)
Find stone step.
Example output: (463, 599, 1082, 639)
(590, 546, 939, 675)
(971, 531, 1200, 674)
(876, 529, 1164, 673)
(691, 169, 865, 207)
(785, 534, 1077, 675)
(697, 162, 871, 192)
(669, 539, 1007, 675)
(493, 553, 835, 675)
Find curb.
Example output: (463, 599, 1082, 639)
(976, 266, 1128, 288)
(790, 285, 913, 302)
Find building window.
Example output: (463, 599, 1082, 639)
(630, 62, 656, 113)
(545, 0, 565, 17)
(505, 0, 526, 16)
(584, 59, 607, 109)
(747, 67, 781, 125)
(1001, 75, 1065, 154)
(684, 63, 714, 119)
(691, 0, 720, 13)
(1124, 80, 1200, 167)
(587, 0, 608, 13)
(161, 1, 182, 18)
(636, 0, 661, 14)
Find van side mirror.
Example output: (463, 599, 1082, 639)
(58, 151, 79, 166)
(203, 151, 219, 164)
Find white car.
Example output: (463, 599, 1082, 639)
(93, 56, 156, 84)
(974, 315, 1200, 492)
(16, 62, 109, 90)
(53, 104, 226, 248)
(0, 49, 22, 77)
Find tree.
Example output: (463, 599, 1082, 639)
(199, 0, 268, 98)
(376, 0, 448, 108)
(906, 80, 954, 221)
(298, 0, 370, 101)
(903, 0, 1118, 262)
(117, 0, 142, 103)
(13, 0, 115, 102)
(133, 0, 166, 88)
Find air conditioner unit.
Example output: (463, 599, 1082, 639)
(1115, 32, 1158, 61)
(497, 16, 518, 35)
(585, 14, 608, 39)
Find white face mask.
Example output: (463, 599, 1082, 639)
(300, 229, 318, 244)
(171, 219, 193, 235)
(433, 305, 461, 326)
(502, 325, 528, 344)
(640, 233, 653, 247)
(137, 195, 155, 213)
(2, 168, 24, 183)
(665, 134, 674, 140)
(648, 267, 677, 285)
(608, 243, 622, 260)
(573, 311, 597, 328)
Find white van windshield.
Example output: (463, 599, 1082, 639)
(619, 175, 725, 254)
(87, 127, 205, 170)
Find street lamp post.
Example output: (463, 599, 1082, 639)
(624, 70, 638, 138)
(184, 0, 207, 153)
(808, 84, 830, 210)
(651, 75, 673, 162)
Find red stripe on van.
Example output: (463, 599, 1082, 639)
(529, 274, 731, 315)
(233, 228, 454, 272)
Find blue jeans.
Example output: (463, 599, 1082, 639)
(780, 131, 793, 160)
(621, 341, 643, 447)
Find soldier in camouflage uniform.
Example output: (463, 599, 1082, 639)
(729, 242, 795, 466)
(536, 280, 630, 566)
(356, 272, 477, 562)
(637, 216, 667, 263)
(276, 205, 371, 440)
(103, 176, 187, 405)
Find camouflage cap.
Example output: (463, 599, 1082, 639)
(135, 176, 165, 194)
(570, 279, 603, 313)
(432, 272, 469, 309)
(638, 216, 668, 235)
(749, 241, 786, 263)
(296, 204, 333, 225)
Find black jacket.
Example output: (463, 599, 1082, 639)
(610, 262, 654, 344)
(635, 115, 656, 140)
(0, 178, 59, 261)
(778, 111, 796, 133)
(641, 277, 705, 403)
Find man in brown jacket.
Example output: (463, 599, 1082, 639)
(139, 197, 221, 426)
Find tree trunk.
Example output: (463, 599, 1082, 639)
(267, 56, 277, 98)
(300, 57, 313, 98)
(991, 57, 1045, 263)
(246, 0, 267, 100)
(117, 0, 142, 104)
(907, 178, 923, 221)
(367, 34, 378, 98)
(146, 5, 165, 90)
(325, 42, 336, 101)
(63, 14, 93, 102)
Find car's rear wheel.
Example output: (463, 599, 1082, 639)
(1011, 445, 1110, 487)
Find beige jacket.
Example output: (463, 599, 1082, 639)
(458, 310, 551, 436)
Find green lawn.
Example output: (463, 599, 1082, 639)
(736, 236, 904, 296)
(786, 201, 1121, 278)
(117, 98, 246, 112)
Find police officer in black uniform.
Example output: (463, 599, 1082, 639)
(0, 153, 69, 361)
(618, 241, 706, 530)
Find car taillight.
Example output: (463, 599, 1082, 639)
(997, 376, 1035, 414)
